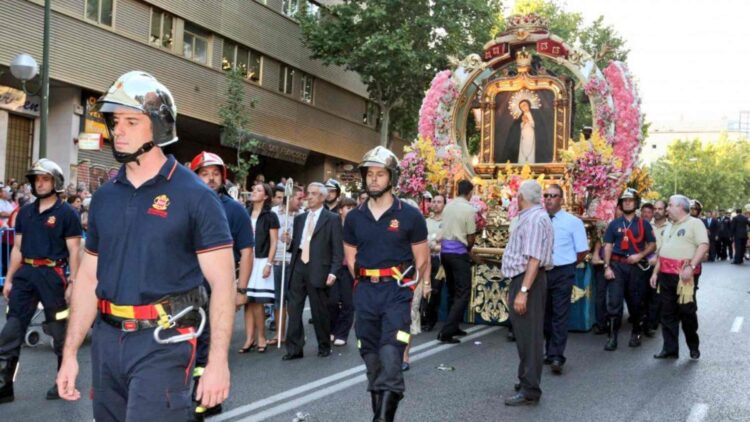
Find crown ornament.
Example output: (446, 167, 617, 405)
(515, 47, 532, 72)
(503, 13, 550, 40)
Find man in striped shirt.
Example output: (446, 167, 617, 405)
(502, 180, 554, 406)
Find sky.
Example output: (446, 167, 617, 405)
(528, 0, 750, 131)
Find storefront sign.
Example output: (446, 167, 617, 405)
(78, 133, 103, 151)
(221, 130, 309, 165)
(84, 96, 110, 139)
(0, 86, 40, 117)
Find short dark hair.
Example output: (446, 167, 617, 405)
(273, 185, 285, 196)
(457, 180, 474, 196)
(66, 194, 81, 204)
(546, 184, 563, 196)
(339, 197, 357, 209)
(737, 209, 742, 214)
(641, 203, 654, 211)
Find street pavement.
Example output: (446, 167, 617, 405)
(1, 260, 749, 422)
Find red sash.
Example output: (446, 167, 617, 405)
(659, 256, 701, 276)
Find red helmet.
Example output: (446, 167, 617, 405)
(190, 151, 227, 182)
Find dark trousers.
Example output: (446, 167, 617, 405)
(733, 237, 747, 263)
(658, 273, 699, 354)
(354, 279, 413, 395)
(91, 319, 196, 421)
(718, 237, 732, 260)
(421, 256, 443, 328)
(328, 267, 354, 341)
(439, 253, 472, 337)
(286, 262, 331, 355)
(593, 265, 607, 328)
(606, 261, 646, 334)
(0, 265, 68, 362)
(544, 264, 575, 363)
(641, 267, 660, 330)
(508, 270, 546, 400)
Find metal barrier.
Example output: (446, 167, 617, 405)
(1, 228, 15, 287)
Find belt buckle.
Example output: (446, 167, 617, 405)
(370, 276, 380, 283)
(121, 320, 139, 332)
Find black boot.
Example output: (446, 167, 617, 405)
(604, 318, 618, 351)
(0, 357, 18, 404)
(374, 391, 401, 422)
(628, 332, 642, 348)
(46, 355, 62, 400)
(371, 391, 383, 415)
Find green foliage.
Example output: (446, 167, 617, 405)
(650, 136, 750, 210)
(218, 67, 258, 190)
(298, 0, 502, 146)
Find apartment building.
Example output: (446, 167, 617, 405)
(0, 0, 389, 190)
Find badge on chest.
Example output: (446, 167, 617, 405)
(148, 194, 171, 218)
(388, 218, 399, 232)
(45, 215, 56, 228)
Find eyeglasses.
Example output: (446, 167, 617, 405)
(543, 194, 561, 199)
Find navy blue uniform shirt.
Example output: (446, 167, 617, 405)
(343, 197, 428, 270)
(15, 198, 82, 260)
(603, 216, 655, 256)
(85, 155, 233, 305)
(220, 193, 254, 262)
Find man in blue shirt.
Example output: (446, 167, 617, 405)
(344, 146, 430, 422)
(602, 189, 656, 351)
(56, 72, 235, 421)
(190, 151, 255, 420)
(543, 184, 588, 374)
(0, 159, 82, 403)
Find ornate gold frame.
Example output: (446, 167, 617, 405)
(476, 70, 570, 176)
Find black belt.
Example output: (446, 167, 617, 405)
(99, 311, 202, 332)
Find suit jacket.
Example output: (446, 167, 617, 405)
(288, 208, 343, 288)
(705, 217, 720, 239)
(731, 214, 749, 239)
(719, 216, 733, 238)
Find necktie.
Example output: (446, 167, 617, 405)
(301, 211, 315, 264)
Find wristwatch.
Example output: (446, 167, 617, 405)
(520, 286, 529, 293)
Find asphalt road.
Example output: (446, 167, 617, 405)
(2, 260, 749, 422)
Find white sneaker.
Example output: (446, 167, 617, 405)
(333, 339, 347, 346)
(330, 335, 335, 342)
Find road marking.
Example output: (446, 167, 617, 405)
(686, 403, 709, 422)
(731, 316, 743, 333)
(213, 326, 498, 422)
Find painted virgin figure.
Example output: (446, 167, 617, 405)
(494, 89, 554, 164)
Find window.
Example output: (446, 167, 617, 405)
(86, 0, 113, 26)
(183, 23, 209, 65)
(278, 65, 295, 95)
(300, 73, 314, 103)
(282, 0, 299, 17)
(364, 101, 379, 125)
(150, 9, 173, 49)
(223, 41, 262, 83)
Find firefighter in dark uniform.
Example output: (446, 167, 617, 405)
(189, 151, 255, 421)
(56, 71, 236, 421)
(343, 147, 430, 422)
(325, 178, 342, 213)
(0, 159, 82, 403)
(602, 189, 656, 351)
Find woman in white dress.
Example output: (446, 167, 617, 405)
(517, 99, 536, 164)
(241, 183, 279, 353)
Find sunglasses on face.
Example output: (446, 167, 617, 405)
(543, 194, 561, 199)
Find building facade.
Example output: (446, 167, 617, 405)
(0, 0, 386, 190)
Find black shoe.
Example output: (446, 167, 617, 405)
(507, 331, 516, 342)
(644, 328, 656, 338)
(504, 393, 538, 406)
(604, 336, 618, 351)
(308, 318, 314, 324)
(550, 360, 563, 375)
(543, 357, 552, 365)
(318, 349, 332, 358)
(190, 403, 223, 421)
(653, 350, 679, 359)
(690, 349, 700, 360)
(0, 358, 17, 404)
(423, 323, 436, 332)
(514, 383, 521, 392)
(437, 334, 460, 344)
(282, 353, 304, 361)
(374, 391, 401, 422)
(628, 333, 642, 348)
(45, 383, 61, 400)
(455, 329, 468, 337)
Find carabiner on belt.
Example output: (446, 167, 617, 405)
(394, 265, 420, 288)
(153, 306, 206, 344)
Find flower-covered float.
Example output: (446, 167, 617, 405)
(401, 13, 643, 328)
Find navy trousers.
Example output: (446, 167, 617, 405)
(544, 263, 576, 363)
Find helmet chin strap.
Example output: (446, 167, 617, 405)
(112, 141, 156, 164)
(33, 190, 56, 199)
(366, 185, 391, 199)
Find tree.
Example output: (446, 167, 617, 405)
(218, 67, 259, 191)
(298, 0, 501, 147)
(650, 136, 750, 210)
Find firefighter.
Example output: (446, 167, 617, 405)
(56, 71, 235, 421)
(189, 151, 255, 420)
(343, 146, 431, 421)
(0, 159, 82, 403)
